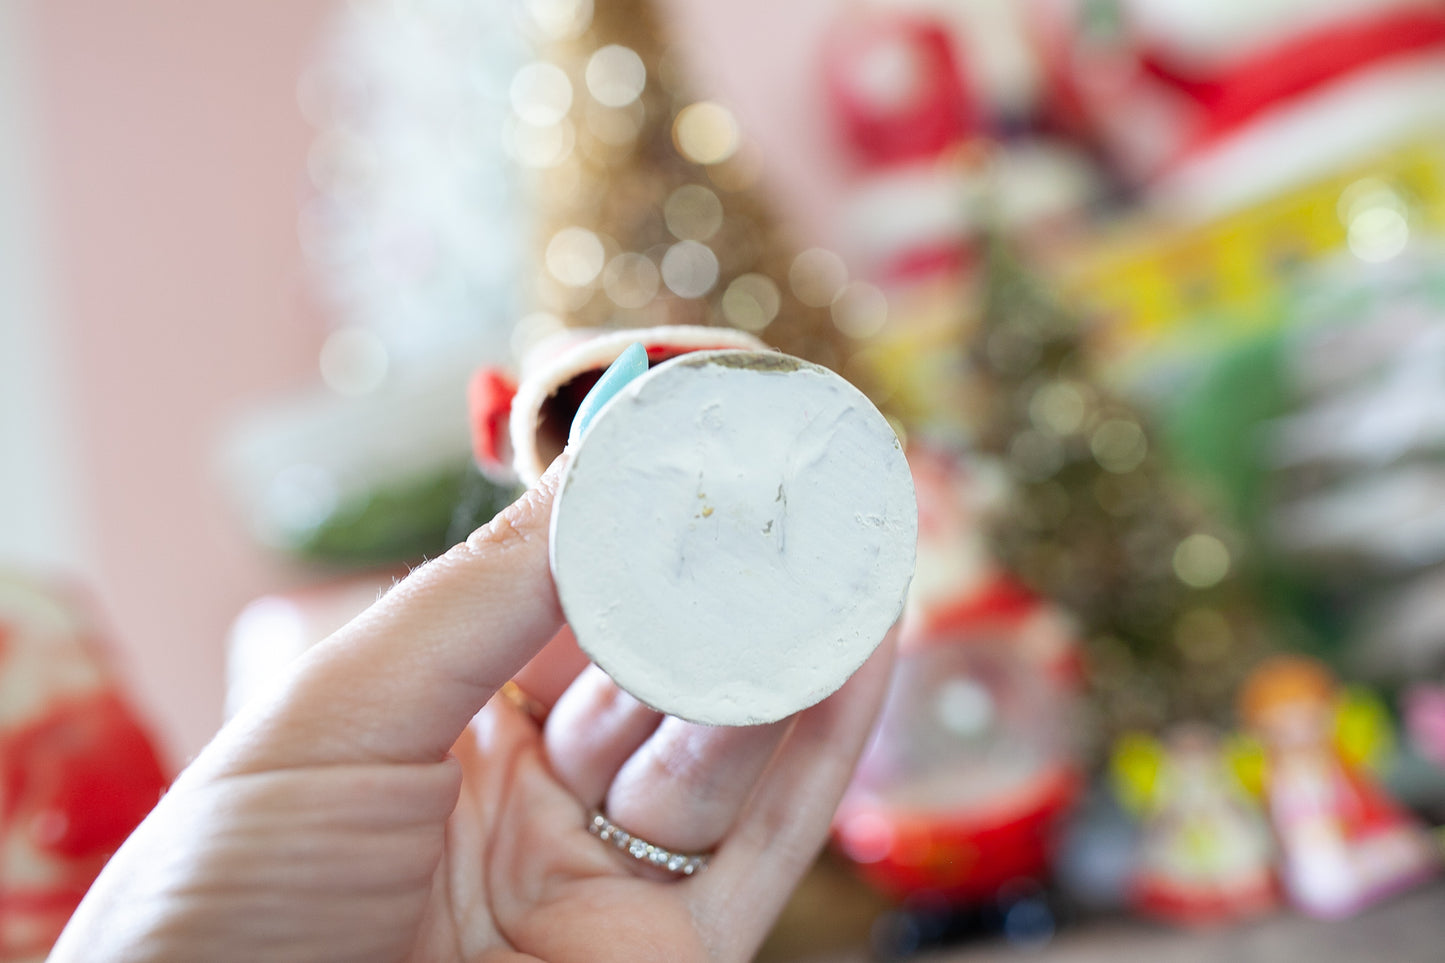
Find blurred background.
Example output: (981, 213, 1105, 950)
(5, 0, 1445, 959)
(2, 0, 333, 762)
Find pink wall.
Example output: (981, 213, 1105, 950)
(664, 0, 847, 248)
(32, 1, 335, 763)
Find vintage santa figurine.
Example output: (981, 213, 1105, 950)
(1032, 0, 1445, 213)
(0, 574, 169, 959)
(470, 326, 917, 727)
(833, 445, 1085, 903)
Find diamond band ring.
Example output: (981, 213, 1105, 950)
(588, 811, 710, 877)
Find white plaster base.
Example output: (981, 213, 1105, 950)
(551, 350, 917, 726)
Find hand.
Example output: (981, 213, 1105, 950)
(50, 458, 895, 962)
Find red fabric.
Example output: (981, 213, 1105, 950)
(0, 693, 166, 860)
(1333, 762, 1410, 841)
(836, 768, 1079, 901)
(878, 242, 976, 286)
(825, 15, 978, 167)
(1142, 8, 1445, 151)
(1133, 872, 1277, 927)
(917, 575, 1040, 638)
(643, 343, 734, 363)
(467, 367, 516, 475)
(0, 691, 168, 957)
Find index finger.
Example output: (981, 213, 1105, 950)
(214, 458, 568, 772)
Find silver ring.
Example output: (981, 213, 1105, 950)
(588, 811, 710, 877)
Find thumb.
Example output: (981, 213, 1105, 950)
(215, 457, 568, 772)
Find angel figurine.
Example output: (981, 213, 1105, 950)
(1239, 655, 1439, 918)
(1111, 725, 1277, 926)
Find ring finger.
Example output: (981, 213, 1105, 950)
(603, 713, 790, 855)
(544, 664, 663, 804)
(544, 666, 790, 857)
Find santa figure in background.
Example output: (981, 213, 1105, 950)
(833, 446, 1086, 906)
(1032, 0, 1445, 213)
(0, 575, 168, 961)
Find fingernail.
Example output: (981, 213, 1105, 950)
(569, 342, 648, 444)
